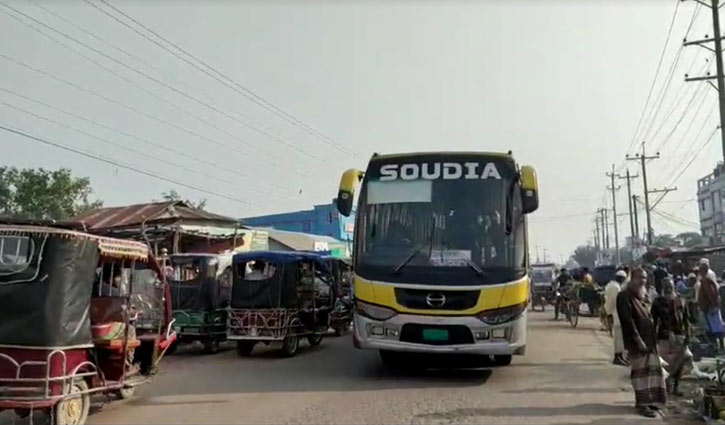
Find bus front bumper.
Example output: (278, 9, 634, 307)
(353, 311, 526, 355)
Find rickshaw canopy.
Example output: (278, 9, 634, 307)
(0, 225, 151, 348)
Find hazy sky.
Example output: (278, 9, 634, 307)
(1, 0, 716, 262)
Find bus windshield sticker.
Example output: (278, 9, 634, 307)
(367, 180, 432, 205)
(430, 249, 471, 267)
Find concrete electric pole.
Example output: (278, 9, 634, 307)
(684, 0, 725, 162)
(606, 164, 622, 264)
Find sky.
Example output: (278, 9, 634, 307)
(0, 0, 717, 262)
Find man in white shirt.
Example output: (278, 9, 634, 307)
(606, 270, 628, 366)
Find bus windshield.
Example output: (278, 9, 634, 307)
(357, 177, 523, 273)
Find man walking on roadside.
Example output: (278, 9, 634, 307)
(617, 267, 666, 418)
(605, 270, 628, 366)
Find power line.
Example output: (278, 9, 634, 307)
(0, 2, 324, 175)
(641, 45, 685, 142)
(651, 75, 710, 154)
(0, 52, 315, 181)
(666, 125, 720, 186)
(0, 97, 285, 201)
(658, 97, 717, 177)
(24, 0, 288, 151)
(626, 0, 681, 154)
(0, 124, 264, 209)
(650, 52, 712, 143)
(0, 85, 295, 194)
(87, 0, 362, 160)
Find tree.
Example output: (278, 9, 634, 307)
(677, 232, 704, 248)
(571, 245, 597, 268)
(652, 233, 679, 248)
(0, 167, 103, 220)
(159, 190, 207, 210)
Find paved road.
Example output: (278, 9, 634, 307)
(1, 312, 696, 424)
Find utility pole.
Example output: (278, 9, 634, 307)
(594, 216, 601, 251)
(598, 208, 607, 252)
(632, 195, 641, 241)
(619, 170, 639, 257)
(607, 164, 622, 264)
(684, 0, 725, 162)
(627, 144, 675, 245)
(604, 208, 610, 250)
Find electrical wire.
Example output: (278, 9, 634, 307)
(658, 97, 717, 177)
(649, 52, 712, 143)
(25, 0, 290, 152)
(0, 52, 317, 181)
(87, 0, 362, 160)
(625, 0, 681, 154)
(0, 85, 295, 194)
(0, 124, 265, 208)
(666, 125, 720, 187)
(0, 3, 325, 175)
(0, 98, 287, 201)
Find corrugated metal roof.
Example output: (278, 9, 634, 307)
(250, 227, 344, 251)
(73, 201, 238, 231)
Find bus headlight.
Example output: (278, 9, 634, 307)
(477, 303, 526, 325)
(356, 300, 397, 321)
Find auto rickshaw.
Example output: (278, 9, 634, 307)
(324, 256, 353, 336)
(0, 223, 175, 425)
(166, 253, 232, 354)
(227, 251, 332, 357)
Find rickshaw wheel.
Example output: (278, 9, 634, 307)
(236, 341, 255, 357)
(54, 379, 90, 425)
(281, 335, 299, 357)
(307, 333, 323, 346)
(334, 322, 351, 336)
(203, 339, 220, 354)
(165, 341, 178, 356)
(118, 386, 136, 400)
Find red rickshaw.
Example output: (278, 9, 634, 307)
(0, 224, 176, 424)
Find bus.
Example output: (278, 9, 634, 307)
(335, 151, 539, 367)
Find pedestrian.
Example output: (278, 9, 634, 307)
(698, 272, 724, 351)
(617, 267, 666, 418)
(699, 258, 718, 283)
(605, 270, 628, 366)
(651, 277, 692, 396)
(653, 262, 668, 295)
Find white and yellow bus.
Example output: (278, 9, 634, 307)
(336, 152, 539, 367)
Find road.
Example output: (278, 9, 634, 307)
(1, 312, 697, 424)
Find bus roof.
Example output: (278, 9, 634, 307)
(369, 151, 514, 161)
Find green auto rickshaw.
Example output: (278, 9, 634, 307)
(166, 253, 232, 354)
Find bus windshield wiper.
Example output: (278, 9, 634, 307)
(441, 241, 485, 277)
(393, 244, 426, 274)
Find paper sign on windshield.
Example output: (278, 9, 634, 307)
(430, 250, 471, 267)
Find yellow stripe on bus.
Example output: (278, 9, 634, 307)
(353, 275, 530, 316)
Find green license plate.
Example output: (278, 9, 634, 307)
(422, 329, 449, 341)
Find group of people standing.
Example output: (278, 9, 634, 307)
(599, 259, 723, 418)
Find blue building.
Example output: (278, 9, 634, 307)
(241, 199, 355, 243)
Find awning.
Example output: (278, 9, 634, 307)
(178, 224, 242, 238)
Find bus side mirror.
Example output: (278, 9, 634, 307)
(520, 165, 539, 214)
(337, 169, 363, 217)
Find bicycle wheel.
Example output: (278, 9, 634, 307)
(569, 302, 579, 328)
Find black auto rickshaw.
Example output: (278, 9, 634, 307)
(227, 251, 332, 357)
(166, 253, 233, 354)
(323, 256, 353, 336)
(0, 223, 175, 425)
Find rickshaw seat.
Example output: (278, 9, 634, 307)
(94, 338, 141, 350)
(90, 296, 127, 324)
